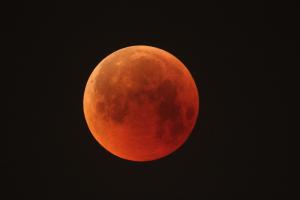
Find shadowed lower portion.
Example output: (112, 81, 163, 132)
(83, 45, 199, 161)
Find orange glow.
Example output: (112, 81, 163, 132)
(83, 45, 199, 161)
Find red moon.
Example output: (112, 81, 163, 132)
(83, 45, 199, 161)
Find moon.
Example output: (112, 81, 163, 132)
(83, 45, 199, 161)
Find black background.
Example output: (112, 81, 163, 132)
(3, 1, 293, 199)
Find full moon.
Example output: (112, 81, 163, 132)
(83, 45, 199, 161)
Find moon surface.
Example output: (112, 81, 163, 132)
(83, 45, 199, 161)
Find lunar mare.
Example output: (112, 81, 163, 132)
(83, 45, 199, 161)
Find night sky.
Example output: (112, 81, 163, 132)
(4, 1, 292, 199)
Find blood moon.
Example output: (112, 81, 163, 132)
(83, 45, 199, 162)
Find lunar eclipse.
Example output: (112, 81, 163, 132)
(83, 45, 199, 161)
